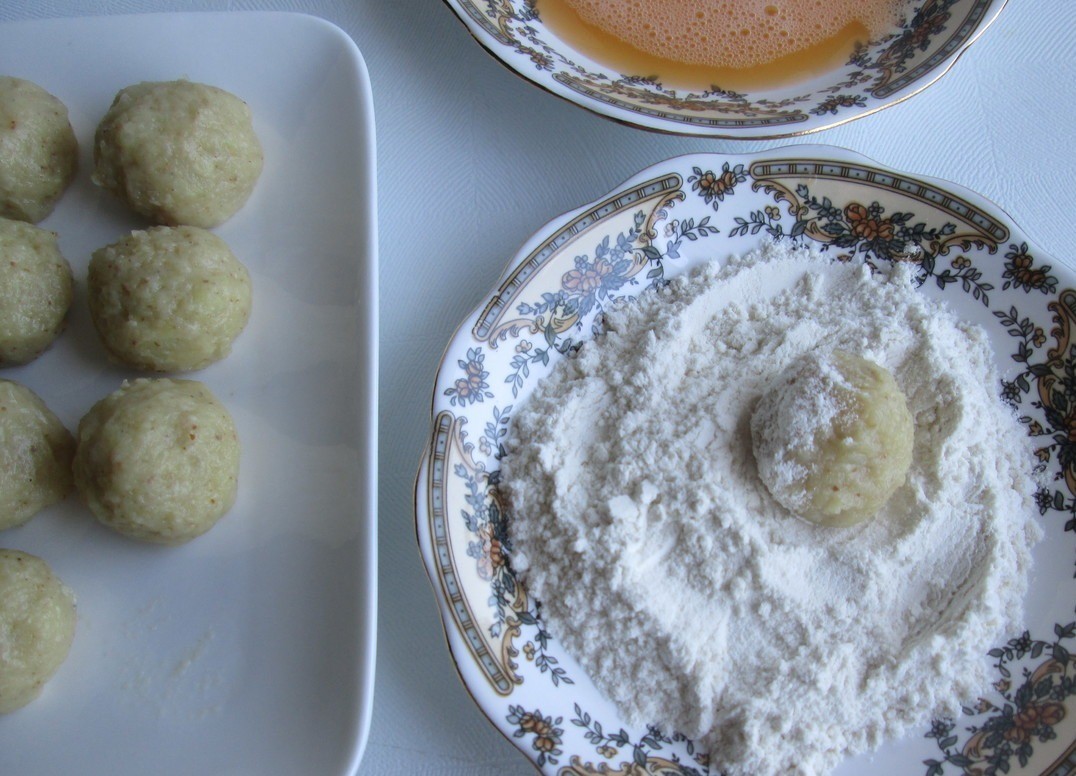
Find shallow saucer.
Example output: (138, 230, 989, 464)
(417, 145, 1076, 774)
(442, 0, 1007, 139)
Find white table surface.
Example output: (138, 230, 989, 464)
(1, 1, 1072, 774)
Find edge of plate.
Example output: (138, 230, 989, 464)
(300, 13, 381, 774)
(266, 12, 381, 774)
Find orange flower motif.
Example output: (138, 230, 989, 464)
(1027, 270, 1051, 290)
(521, 47, 553, 71)
(1040, 702, 1066, 726)
(689, 163, 746, 207)
(812, 94, 865, 115)
(517, 711, 541, 733)
(465, 360, 485, 391)
(518, 711, 555, 738)
(453, 378, 474, 400)
(562, 259, 613, 295)
(476, 523, 505, 580)
(909, 11, 950, 49)
(1010, 251, 1033, 271)
(1005, 706, 1037, 743)
(445, 347, 492, 407)
(1007, 250, 1050, 289)
(533, 734, 558, 753)
(696, 168, 739, 199)
(507, 705, 563, 766)
(845, 203, 895, 241)
(1005, 701, 1066, 744)
(1003, 242, 1057, 293)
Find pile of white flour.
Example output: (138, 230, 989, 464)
(502, 244, 1040, 776)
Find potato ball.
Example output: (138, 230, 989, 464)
(92, 80, 263, 227)
(73, 378, 240, 545)
(0, 216, 73, 366)
(751, 350, 914, 526)
(88, 226, 252, 372)
(0, 549, 76, 714)
(0, 380, 74, 531)
(0, 77, 78, 223)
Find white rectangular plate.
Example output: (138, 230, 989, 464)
(0, 12, 377, 775)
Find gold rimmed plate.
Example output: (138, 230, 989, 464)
(417, 145, 1075, 774)
(442, 0, 1007, 139)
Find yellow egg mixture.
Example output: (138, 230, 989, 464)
(535, 0, 908, 91)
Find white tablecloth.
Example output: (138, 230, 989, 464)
(1, 1, 1072, 773)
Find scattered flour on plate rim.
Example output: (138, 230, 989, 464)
(502, 242, 1041, 776)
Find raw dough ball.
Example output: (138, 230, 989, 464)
(0, 378, 74, 529)
(0, 549, 76, 713)
(0, 380, 74, 531)
(92, 80, 263, 227)
(751, 350, 913, 526)
(0, 216, 74, 366)
(88, 226, 252, 372)
(73, 378, 240, 545)
(0, 77, 78, 223)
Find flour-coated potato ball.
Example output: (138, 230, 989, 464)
(0, 217, 73, 366)
(92, 80, 263, 227)
(0, 549, 76, 714)
(0, 380, 74, 531)
(0, 77, 78, 224)
(751, 350, 914, 527)
(88, 226, 252, 372)
(73, 378, 240, 545)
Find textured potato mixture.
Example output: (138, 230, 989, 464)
(0, 76, 78, 224)
(88, 226, 252, 372)
(0, 379, 74, 531)
(73, 378, 240, 545)
(751, 349, 914, 526)
(0, 549, 76, 714)
(93, 80, 263, 227)
(0, 69, 265, 722)
(0, 216, 73, 366)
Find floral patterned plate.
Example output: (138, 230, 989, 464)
(415, 146, 1076, 775)
(442, 0, 1006, 139)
